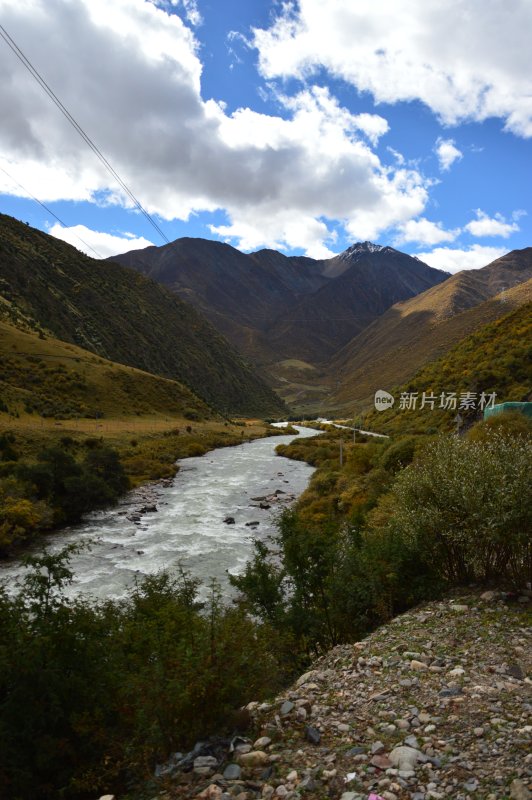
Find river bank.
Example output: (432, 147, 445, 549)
(0, 424, 319, 600)
(0, 415, 298, 556)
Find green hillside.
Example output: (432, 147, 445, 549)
(363, 301, 532, 434)
(0, 319, 211, 420)
(0, 214, 285, 417)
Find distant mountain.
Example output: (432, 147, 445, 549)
(111, 238, 449, 368)
(329, 248, 532, 412)
(112, 238, 330, 363)
(268, 246, 449, 361)
(0, 214, 285, 417)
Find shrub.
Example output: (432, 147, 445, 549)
(388, 431, 532, 586)
(0, 549, 283, 799)
(379, 435, 419, 474)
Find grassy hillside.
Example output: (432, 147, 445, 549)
(0, 319, 214, 421)
(0, 214, 285, 417)
(329, 250, 532, 413)
(362, 300, 532, 434)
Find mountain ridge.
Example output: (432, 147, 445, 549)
(0, 214, 285, 417)
(329, 248, 532, 412)
(111, 237, 450, 373)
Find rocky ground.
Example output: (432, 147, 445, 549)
(105, 589, 532, 800)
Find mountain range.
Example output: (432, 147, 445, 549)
(111, 238, 449, 405)
(1, 213, 530, 423)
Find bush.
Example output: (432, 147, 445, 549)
(379, 435, 419, 474)
(0, 548, 283, 799)
(388, 431, 532, 586)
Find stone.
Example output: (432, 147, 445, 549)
(511, 779, 532, 800)
(280, 700, 295, 716)
(404, 735, 419, 749)
(223, 516, 236, 524)
(410, 660, 429, 671)
(438, 687, 462, 697)
(507, 663, 525, 680)
(223, 763, 242, 780)
(99, 796, 115, 800)
(197, 786, 223, 800)
(286, 769, 298, 782)
(305, 725, 321, 745)
(343, 747, 364, 758)
(448, 667, 465, 677)
(371, 741, 385, 754)
(254, 736, 272, 749)
(237, 751, 269, 767)
(480, 590, 498, 601)
(194, 755, 218, 774)
(388, 745, 421, 771)
(473, 727, 484, 737)
(450, 604, 468, 612)
(371, 754, 392, 769)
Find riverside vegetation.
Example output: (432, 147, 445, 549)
(0, 414, 530, 799)
(0, 417, 288, 553)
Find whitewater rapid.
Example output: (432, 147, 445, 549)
(0, 425, 318, 601)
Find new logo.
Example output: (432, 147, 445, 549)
(374, 390, 395, 411)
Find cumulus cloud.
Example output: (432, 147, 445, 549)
(435, 138, 463, 171)
(253, 0, 532, 137)
(465, 210, 520, 238)
(0, 0, 431, 255)
(416, 245, 507, 273)
(49, 223, 154, 258)
(394, 217, 460, 246)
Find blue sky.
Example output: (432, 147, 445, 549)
(0, 0, 530, 272)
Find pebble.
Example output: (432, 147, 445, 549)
(163, 591, 531, 800)
(237, 751, 269, 767)
(511, 779, 532, 800)
(223, 764, 242, 780)
(411, 660, 429, 671)
(280, 701, 294, 716)
(254, 737, 272, 749)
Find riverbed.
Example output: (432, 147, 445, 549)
(0, 425, 318, 601)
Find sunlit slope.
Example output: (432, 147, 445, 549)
(329, 249, 532, 412)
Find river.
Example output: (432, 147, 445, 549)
(0, 425, 318, 601)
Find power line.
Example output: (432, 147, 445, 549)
(0, 23, 170, 244)
(0, 164, 104, 258)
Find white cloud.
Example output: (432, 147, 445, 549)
(417, 244, 507, 273)
(0, 1, 430, 255)
(435, 138, 462, 171)
(394, 218, 460, 246)
(465, 210, 520, 238)
(253, 0, 532, 137)
(48, 223, 154, 258)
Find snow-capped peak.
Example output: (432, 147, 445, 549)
(339, 241, 394, 261)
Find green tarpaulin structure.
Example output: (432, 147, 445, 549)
(484, 401, 532, 420)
